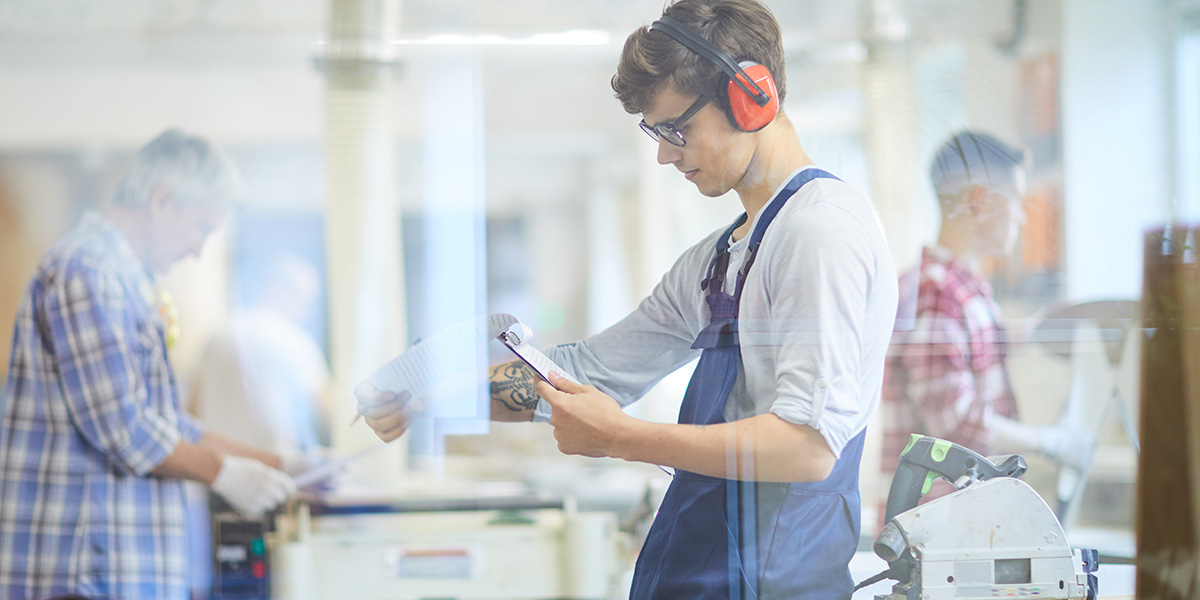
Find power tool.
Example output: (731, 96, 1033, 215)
(859, 435, 1099, 600)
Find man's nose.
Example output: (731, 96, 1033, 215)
(656, 139, 682, 165)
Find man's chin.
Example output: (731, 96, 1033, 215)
(688, 179, 727, 198)
(695, 185, 731, 199)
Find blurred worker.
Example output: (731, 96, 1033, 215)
(358, 1, 898, 598)
(881, 130, 1093, 480)
(185, 252, 334, 598)
(0, 129, 297, 600)
(190, 252, 333, 457)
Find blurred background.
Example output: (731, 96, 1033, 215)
(0, 0, 1193, 597)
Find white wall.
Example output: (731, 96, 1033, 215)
(1178, 6, 1200, 221)
(1062, 0, 1174, 301)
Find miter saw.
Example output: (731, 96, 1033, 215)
(858, 435, 1100, 600)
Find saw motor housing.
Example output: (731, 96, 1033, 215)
(869, 436, 1098, 600)
(874, 477, 1097, 599)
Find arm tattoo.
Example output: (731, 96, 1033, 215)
(490, 361, 540, 412)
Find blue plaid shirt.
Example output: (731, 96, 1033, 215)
(0, 211, 205, 600)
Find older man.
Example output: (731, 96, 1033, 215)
(0, 130, 296, 600)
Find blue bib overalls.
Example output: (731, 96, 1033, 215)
(628, 169, 866, 600)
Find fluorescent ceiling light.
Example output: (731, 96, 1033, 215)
(388, 30, 611, 46)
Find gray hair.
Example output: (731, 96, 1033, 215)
(111, 129, 245, 208)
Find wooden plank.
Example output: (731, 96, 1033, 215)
(1182, 229, 1200, 598)
(1138, 226, 1200, 599)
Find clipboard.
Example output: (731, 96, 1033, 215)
(496, 325, 579, 388)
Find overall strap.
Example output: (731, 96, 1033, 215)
(701, 215, 747, 292)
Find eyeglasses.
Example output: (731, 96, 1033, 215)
(638, 95, 711, 147)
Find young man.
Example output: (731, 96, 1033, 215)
(359, 1, 898, 597)
(0, 130, 300, 600)
(881, 130, 1093, 475)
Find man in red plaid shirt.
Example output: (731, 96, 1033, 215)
(881, 131, 1092, 479)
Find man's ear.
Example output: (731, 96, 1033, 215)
(147, 185, 172, 216)
(964, 185, 991, 217)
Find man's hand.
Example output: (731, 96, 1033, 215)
(536, 372, 632, 459)
(354, 381, 415, 443)
(1038, 424, 1096, 471)
(211, 455, 296, 516)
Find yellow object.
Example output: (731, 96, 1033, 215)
(156, 288, 179, 351)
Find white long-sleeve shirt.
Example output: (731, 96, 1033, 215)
(541, 167, 898, 458)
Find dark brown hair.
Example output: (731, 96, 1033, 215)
(612, 0, 786, 116)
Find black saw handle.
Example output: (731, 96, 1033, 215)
(883, 435, 1028, 523)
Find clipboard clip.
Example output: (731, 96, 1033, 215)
(496, 325, 558, 385)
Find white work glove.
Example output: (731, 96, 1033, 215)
(354, 381, 415, 443)
(1038, 425, 1096, 471)
(211, 455, 297, 516)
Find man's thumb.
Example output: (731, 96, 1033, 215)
(547, 371, 582, 392)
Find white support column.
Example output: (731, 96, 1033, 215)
(863, 0, 921, 273)
(321, 0, 407, 489)
(585, 160, 632, 333)
(861, 0, 918, 525)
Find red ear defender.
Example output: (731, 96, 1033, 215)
(727, 61, 779, 132)
(647, 17, 780, 132)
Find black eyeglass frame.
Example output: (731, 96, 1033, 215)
(639, 95, 711, 147)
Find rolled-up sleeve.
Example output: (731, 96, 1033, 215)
(177, 411, 206, 444)
(44, 265, 180, 476)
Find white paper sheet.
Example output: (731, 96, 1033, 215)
(292, 444, 388, 488)
(361, 312, 576, 408)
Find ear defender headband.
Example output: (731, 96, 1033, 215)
(648, 15, 780, 132)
